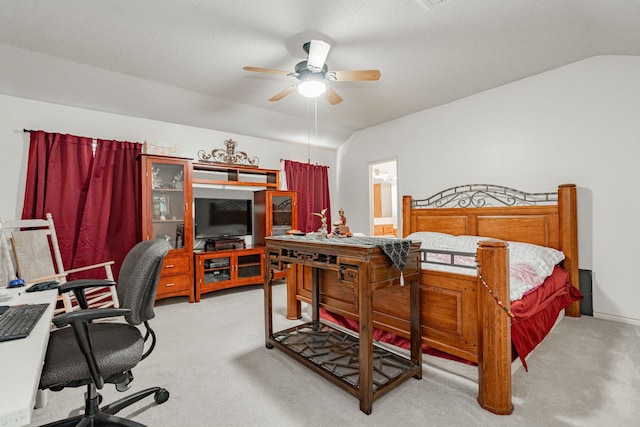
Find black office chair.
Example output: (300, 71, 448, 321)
(38, 239, 172, 427)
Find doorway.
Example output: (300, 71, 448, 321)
(370, 159, 398, 236)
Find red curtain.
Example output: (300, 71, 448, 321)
(22, 131, 141, 280)
(284, 160, 331, 233)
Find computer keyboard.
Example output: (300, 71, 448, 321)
(0, 303, 49, 342)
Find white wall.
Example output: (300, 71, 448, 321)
(0, 94, 337, 236)
(337, 55, 640, 325)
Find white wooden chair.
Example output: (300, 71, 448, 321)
(0, 213, 119, 314)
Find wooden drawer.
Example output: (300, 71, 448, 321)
(161, 253, 191, 276)
(157, 273, 191, 294)
(156, 272, 193, 300)
(156, 252, 194, 302)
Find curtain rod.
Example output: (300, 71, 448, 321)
(280, 159, 329, 168)
(22, 129, 139, 146)
(23, 129, 99, 142)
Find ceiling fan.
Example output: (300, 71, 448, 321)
(243, 40, 381, 105)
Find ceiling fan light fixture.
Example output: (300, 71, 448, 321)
(307, 40, 331, 73)
(298, 80, 326, 97)
(244, 40, 378, 105)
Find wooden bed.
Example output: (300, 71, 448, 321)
(286, 183, 580, 415)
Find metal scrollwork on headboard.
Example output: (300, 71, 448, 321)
(412, 184, 558, 208)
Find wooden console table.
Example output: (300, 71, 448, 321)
(264, 235, 422, 414)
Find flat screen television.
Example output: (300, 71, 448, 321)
(194, 198, 252, 239)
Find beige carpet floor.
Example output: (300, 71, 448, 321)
(28, 282, 640, 427)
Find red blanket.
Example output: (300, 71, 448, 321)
(511, 266, 583, 369)
(320, 266, 583, 371)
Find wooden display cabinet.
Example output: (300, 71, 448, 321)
(254, 190, 297, 280)
(194, 247, 264, 301)
(254, 190, 298, 245)
(140, 154, 194, 302)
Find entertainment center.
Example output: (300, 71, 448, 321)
(140, 154, 297, 303)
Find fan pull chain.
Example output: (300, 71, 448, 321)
(306, 96, 319, 164)
(314, 96, 318, 150)
(307, 97, 311, 163)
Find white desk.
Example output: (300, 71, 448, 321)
(0, 287, 57, 427)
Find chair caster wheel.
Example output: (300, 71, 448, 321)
(154, 388, 170, 404)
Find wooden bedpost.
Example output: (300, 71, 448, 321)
(558, 184, 581, 317)
(476, 239, 513, 415)
(402, 195, 412, 238)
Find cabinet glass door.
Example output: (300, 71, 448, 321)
(150, 160, 187, 249)
(203, 256, 232, 283)
(237, 253, 262, 279)
(271, 195, 293, 236)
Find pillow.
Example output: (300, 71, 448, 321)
(508, 241, 565, 278)
(507, 241, 564, 300)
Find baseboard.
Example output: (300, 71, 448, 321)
(593, 312, 640, 327)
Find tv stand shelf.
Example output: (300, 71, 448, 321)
(192, 163, 279, 189)
(194, 247, 264, 301)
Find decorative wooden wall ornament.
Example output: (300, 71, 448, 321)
(197, 139, 259, 167)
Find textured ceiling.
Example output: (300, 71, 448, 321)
(1, 0, 640, 149)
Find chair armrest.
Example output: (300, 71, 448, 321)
(59, 279, 116, 294)
(64, 261, 115, 276)
(59, 279, 117, 310)
(52, 308, 131, 328)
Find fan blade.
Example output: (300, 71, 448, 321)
(307, 40, 331, 72)
(323, 86, 343, 105)
(269, 85, 297, 102)
(332, 69, 381, 81)
(243, 66, 291, 76)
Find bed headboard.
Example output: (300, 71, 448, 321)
(402, 183, 580, 315)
